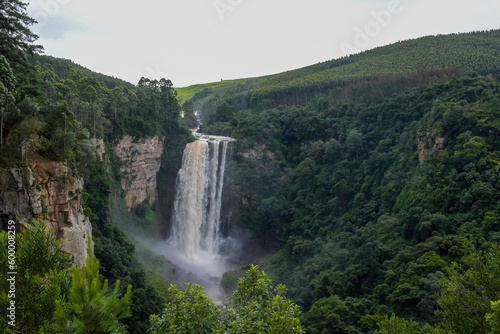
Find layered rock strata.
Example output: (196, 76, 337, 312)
(0, 162, 92, 267)
(114, 135, 164, 210)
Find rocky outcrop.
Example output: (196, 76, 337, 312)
(417, 133, 445, 163)
(0, 162, 92, 267)
(236, 142, 275, 160)
(114, 135, 164, 210)
(88, 137, 105, 161)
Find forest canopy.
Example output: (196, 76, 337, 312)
(2, 1, 500, 333)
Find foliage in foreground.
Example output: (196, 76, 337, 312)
(149, 265, 304, 334)
(0, 219, 72, 333)
(53, 241, 132, 333)
(0, 221, 132, 334)
(377, 243, 500, 333)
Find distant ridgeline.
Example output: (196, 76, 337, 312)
(29, 54, 136, 89)
(184, 29, 500, 111)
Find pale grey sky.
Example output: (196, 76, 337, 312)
(27, 0, 500, 87)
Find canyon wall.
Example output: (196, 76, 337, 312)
(0, 162, 92, 267)
(0, 134, 167, 265)
(114, 135, 164, 210)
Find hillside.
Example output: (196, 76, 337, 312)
(185, 29, 500, 111)
(176, 77, 261, 102)
(30, 54, 136, 89)
(198, 29, 500, 333)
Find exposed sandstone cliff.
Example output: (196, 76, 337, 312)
(114, 135, 164, 210)
(417, 133, 446, 163)
(236, 142, 275, 160)
(0, 162, 92, 267)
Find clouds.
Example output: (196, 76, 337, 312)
(28, 1, 83, 39)
(27, 0, 500, 87)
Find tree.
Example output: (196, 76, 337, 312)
(149, 283, 221, 334)
(223, 265, 304, 333)
(158, 78, 180, 131)
(436, 243, 500, 334)
(324, 138, 343, 163)
(302, 295, 350, 333)
(149, 266, 304, 333)
(0, 0, 42, 61)
(181, 100, 198, 129)
(487, 300, 500, 334)
(0, 55, 16, 155)
(14, 117, 44, 161)
(53, 241, 132, 333)
(345, 129, 363, 158)
(212, 102, 234, 123)
(377, 314, 450, 334)
(0, 218, 73, 333)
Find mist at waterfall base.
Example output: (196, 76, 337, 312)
(151, 236, 241, 300)
(153, 134, 242, 300)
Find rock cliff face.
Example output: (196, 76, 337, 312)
(418, 133, 446, 163)
(0, 135, 165, 266)
(88, 137, 105, 161)
(236, 142, 275, 160)
(114, 135, 164, 210)
(0, 162, 92, 267)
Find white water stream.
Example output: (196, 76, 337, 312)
(157, 132, 236, 299)
(170, 133, 232, 260)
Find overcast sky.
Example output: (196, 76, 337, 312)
(27, 0, 500, 87)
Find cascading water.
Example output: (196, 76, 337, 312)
(151, 131, 237, 301)
(170, 133, 233, 262)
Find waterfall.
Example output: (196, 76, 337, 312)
(171, 134, 232, 260)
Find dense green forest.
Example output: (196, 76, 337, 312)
(2, 0, 500, 333)
(199, 59, 500, 331)
(29, 54, 136, 90)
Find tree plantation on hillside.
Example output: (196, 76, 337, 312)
(188, 30, 500, 113)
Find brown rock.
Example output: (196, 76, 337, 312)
(417, 133, 446, 163)
(114, 135, 164, 210)
(0, 164, 92, 267)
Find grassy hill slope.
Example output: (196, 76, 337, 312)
(181, 29, 500, 110)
